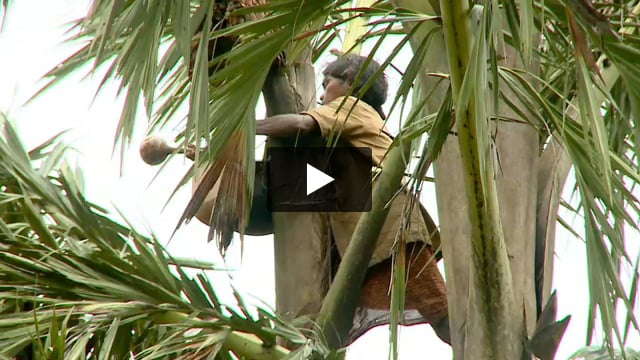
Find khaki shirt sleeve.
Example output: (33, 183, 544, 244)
(301, 96, 367, 139)
(302, 96, 392, 166)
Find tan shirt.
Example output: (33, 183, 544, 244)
(303, 96, 391, 164)
(302, 96, 432, 266)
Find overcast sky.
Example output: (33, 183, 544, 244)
(1, 1, 638, 359)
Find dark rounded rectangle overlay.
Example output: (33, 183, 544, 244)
(267, 146, 373, 212)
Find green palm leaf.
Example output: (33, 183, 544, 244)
(2, 0, 640, 357)
(0, 115, 332, 359)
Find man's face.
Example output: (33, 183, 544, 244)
(320, 75, 350, 105)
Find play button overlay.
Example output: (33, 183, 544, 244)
(306, 163, 334, 195)
(267, 147, 372, 212)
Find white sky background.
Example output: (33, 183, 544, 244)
(0, 1, 638, 359)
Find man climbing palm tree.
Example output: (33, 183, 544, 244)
(249, 53, 451, 344)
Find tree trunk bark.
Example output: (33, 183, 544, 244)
(435, 1, 537, 358)
(261, 57, 329, 325)
(493, 52, 539, 336)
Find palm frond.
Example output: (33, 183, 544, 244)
(534, 1, 640, 351)
(15, 0, 640, 357)
(0, 114, 330, 358)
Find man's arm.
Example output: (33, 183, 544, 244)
(256, 114, 319, 138)
(182, 114, 319, 160)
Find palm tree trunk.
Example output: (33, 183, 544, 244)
(261, 57, 329, 326)
(493, 44, 540, 336)
(395, 1, 543, 357)
(437, 0, 525, 358)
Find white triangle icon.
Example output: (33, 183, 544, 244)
(306, 163, 334, 196)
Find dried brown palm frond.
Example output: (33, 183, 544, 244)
(180, 131, 250, 252)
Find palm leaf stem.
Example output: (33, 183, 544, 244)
(315, 139, 413, 349)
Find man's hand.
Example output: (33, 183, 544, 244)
(182, 114, 318, 162)
(256, 114, 319, 138)
(185, 144, 196, 161)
